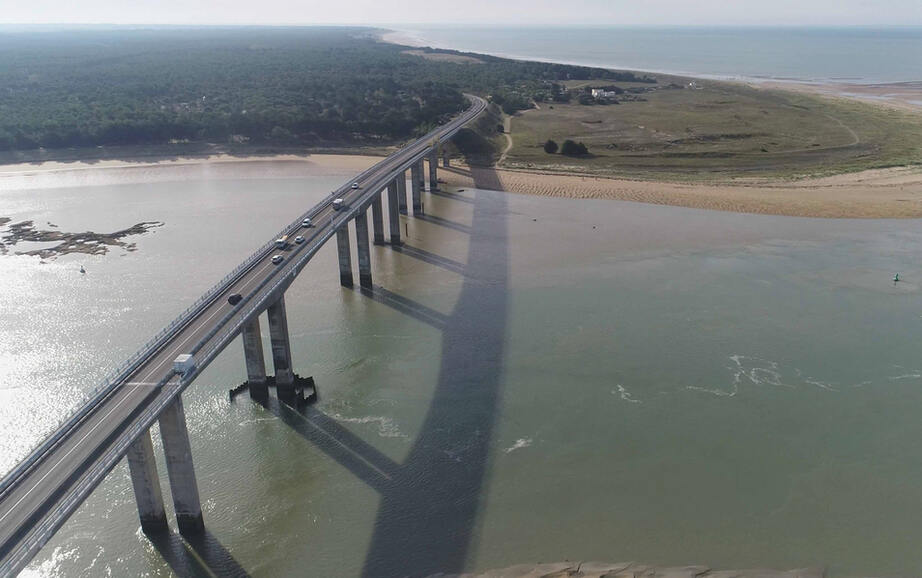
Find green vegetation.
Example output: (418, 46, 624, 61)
(0, 27, 646, 154)
(506, 78, 922, 180)
(560, 139, 589, 156)
(543, 139, 558, 154)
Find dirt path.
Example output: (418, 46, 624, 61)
(498, 115, 514, 165)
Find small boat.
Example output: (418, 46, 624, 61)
(893, 273, 900, 283)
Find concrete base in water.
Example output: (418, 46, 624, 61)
(431, 562, 825, 578)
(231, 374, 317, 407)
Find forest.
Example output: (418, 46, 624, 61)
(0, 27, 651, 151)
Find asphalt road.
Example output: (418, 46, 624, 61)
(0, 95, 486, 575)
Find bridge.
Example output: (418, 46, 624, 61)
(0, 94, 487, 576)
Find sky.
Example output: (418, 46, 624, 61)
(0, 0, 920, 27)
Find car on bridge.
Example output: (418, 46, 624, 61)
(301, 218, 312, 227)
(332, 198, 345, 210)
(295, 235, 304, 244)
(351, 182, 360, 189)
(227, 293, 243, 306)
(271, 255, 284, 265)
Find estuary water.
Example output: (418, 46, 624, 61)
(2, 161, 922, 576)
(393, 27, 922, 84)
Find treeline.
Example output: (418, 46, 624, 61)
(0, 27, 653, 152)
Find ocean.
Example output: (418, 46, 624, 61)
(392, 26, 922, 84)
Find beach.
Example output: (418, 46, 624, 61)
(440, 163, 922, 218)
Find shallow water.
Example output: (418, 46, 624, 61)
(397, 26, 922, 84)
(2, 162, 922, 577)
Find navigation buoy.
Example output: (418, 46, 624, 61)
(893, 273, 900, 283)
(79, 265, 86, 274)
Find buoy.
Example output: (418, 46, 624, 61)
(79, 265, 86, 274)
(894, 273, 900, 283)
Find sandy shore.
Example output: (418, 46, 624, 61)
(0, 153, 380, 176)
(754, 80, 922, 113)
(440, 163, 922, 219)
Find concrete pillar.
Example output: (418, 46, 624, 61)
(386, 180, 402, 246)
(127, 429, 169, 535)
(371, 193, 386, 245)
(242, 315, 268, 400)
(428, 149, 439, 191)
(410, 163, 423, 214)
(417, 159, 426, 189)
(159, 396, 204, 536)
(442, 151, 450, 167)
(355, 211, 372, 289)
(396, 171, 408, 215)
(336, 224, 353, 288)
(267, 296, 294, 386)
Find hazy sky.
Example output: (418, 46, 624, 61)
(1, 0, 921, 27)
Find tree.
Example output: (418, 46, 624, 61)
(543, 139, 558, 154)
(560, 139, 589, 156)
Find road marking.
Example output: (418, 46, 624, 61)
(0, 384, 142, 525)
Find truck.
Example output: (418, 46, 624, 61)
(332, 198, 345, 211)
(173, 354, 196, 374)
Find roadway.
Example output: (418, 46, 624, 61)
(0, 94, 487, 575)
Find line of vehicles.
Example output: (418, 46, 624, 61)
(268, 184, 355, 267)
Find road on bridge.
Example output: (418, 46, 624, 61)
(0, 95, 487, 575)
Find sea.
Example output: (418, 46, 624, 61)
(2, 160, 922, 577)
(391, 26, 922, 84)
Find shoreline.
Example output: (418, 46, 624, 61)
(379, 29, 922, 112)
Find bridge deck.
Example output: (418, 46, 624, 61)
(0, 96, 486, 574)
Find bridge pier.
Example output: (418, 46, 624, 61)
(416, 159, 426, 190)
(159, 396, 204, 536)
(371, 193, 386, 245)
(267, 296, 294, 387)
(428, 149, 439, 191)
(397, 171, 408, 215)
(442, 150, 450, 167)
(126, 429, 169, 535)
(355, 210, 372, 289)
(335, 224, 353, 288)
(410, 163, 423, 214)
(241, 316, 268, 401)
(386, 180, 402, 246)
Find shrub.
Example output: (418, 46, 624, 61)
(560, 139, 589, 156)
(543, 139, 558, 154)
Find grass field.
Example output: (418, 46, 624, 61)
(503, 78, 922, 181)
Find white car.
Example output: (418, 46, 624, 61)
(301, 218, 312, 227)
(271, 255, 284, 265)
(295, 235, 305, 244)
(351, 182, 360, 189)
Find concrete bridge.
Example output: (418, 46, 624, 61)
(0, 95, 487, 576)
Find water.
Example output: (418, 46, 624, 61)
(394, 26, 922, 84)
(3, 162, 922, 576)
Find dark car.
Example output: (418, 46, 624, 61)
(227, 293, 243, 306)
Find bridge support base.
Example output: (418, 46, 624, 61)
(442, 151, 450, 167)
(355, 210, 373, 289)
(428, 149, 439, 191)
(242, 315, 268, 401)
(397, 171, 408, 215)
(371, 193, 386, 245)
(387, 180, 402, 246)
(159, 396, 204, 536)
(127, 429, 169, 535)
(410, 163, 423, 215)
(336, 225, 353, 287)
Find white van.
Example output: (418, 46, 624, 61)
(332, 198, 345, 211)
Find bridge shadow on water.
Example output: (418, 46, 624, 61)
(273, 185, 509, 577)
(150, 529, 250, 578)
(362, 186, 509, 576)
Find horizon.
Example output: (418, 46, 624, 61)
(2, 0, 922, 28)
